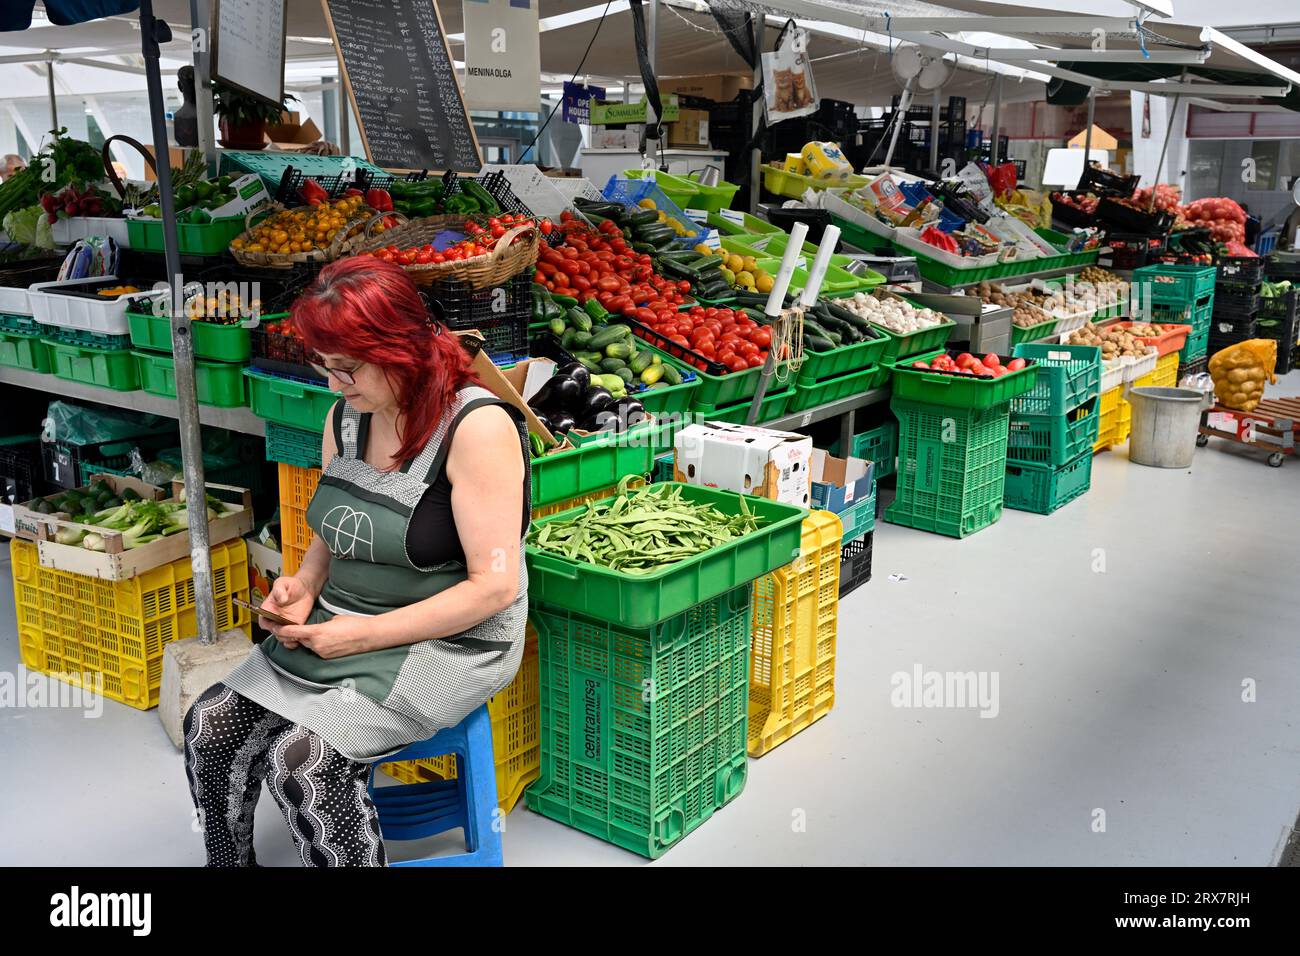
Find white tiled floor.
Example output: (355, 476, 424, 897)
(2, 371, 1299, 866)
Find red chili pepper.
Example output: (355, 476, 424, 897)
(299, 179, 329, 207)
(365, 188, 393, 212)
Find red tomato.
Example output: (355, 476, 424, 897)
(751, 327, 772, 348)
(727, 356, 749, 373)
(1006, 358, 1026, 371)
(982, 353, 1000, 368)
(669, 334, 689, 347)
(571, 275, 591, 292)
(911, 360, 930, 369)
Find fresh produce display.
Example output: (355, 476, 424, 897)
(27, 480, 143, 517)
(361, 215, 539, 266)
(1221, 241, 1256, 259)
(526, 347, 654, 437)
(1131, 184, 1183, 215)
(137, 174, 240, 219)
(1208, 339, 1277, 412)
(1066, 321, 1150, 361)
(1077, 266, 1124, 286)
(1051, 191, 1099, 215)
(685, 246, 774, 296)
(44, 488, 227, 551)
(40, 183, 121, 224)
(386, 177, 503, 217)
(526, 478, 763, 575)
(543, 304, 685, 391)
(230, 195, 370, 255)
(965, 281, 1092, 329)
(533, 215, 693, 315)
(909, 351, 1027, 378)
(1261, 279, 1293, 299)
(636, 305, 773, 373)
(800, 299, 882, 353)
(1179, 197, 1247, 245)
(571, 195, 695, 248)
(1122, 322, 1176, 338)
(837, 290, 946, 335)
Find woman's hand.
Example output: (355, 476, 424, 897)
(274, 615, 372, 659)
(261, 576, 315, 649)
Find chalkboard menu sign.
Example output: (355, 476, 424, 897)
(322, 0, 482, 173)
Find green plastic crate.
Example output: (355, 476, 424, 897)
(245, 368, 337, 432)
(134, 351, 248, 408)
(1009, 343, 1102, 417)
(1010, 315, 1060, 346)
(1003, 451, 1093, 515)
(265, 422, 323, 468)
(680, 171, 740, 213)
(875, 317, 955, 365)
(526, 482, 806, 629)
(530, 419, 660, 509)
(693, 386, 794, 425)
(707, 211, 779, 237)
(44, 339, 139, 391)
(890, 350, 1038, 409)
(753, 257, 862, 296)
(1133, 263, 1216, 307)
(622, 167, 698, 210)
(0, 313, 44, 334)
(633, 373, 699, 419)
(838, 485, 876, 542)
(844, 422, 898, 479)
(43, 325, 132, 351)
(1179, 325, 1210, 364)
(126, 309, 262, 363)
(789, 362, 891, 413)
(1007, 399, 1099, 466)
(0, 329, 53, 373)
(885, 398, 1010, 538)
(652, 452, 675, 483)
(796, 330, 889, 385)
(526, 585, 751, 858)
(831, 216, 894, 254)
(125, 214, 246, 256)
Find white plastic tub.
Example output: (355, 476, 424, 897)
(0, 285, 33, 316)
(51, 216, 130, 247)
(26, 277, 152, 336)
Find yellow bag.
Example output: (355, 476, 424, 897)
(1208, 339, 1277, 412)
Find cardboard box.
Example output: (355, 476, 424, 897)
(265, 111, 323, 151)
(246, 533, 283, 607)
(666, 110, 710, 148)
(590, 126, 642, 150)
(673, 422, 811, 507)
(457, 332, 559, 448)
(589, 97, 680, 126)
(10, 474, 167, 543)
(659, 74, 753, 103)
(203, 172, 271, 219)
(809, 449, 874, 513)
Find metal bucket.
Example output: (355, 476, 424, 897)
(1127, 386, 1211, 468)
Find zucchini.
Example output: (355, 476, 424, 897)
(825, 301, 875, 331)
(566, 308, 593, 333)
(628, 209, 660, 226)
(805, 334, 836, 352)
(661, 363, 682, 386)
(600, 357, 628, 372)
(588, 324, 631, 350)
(632, 241, 659, 255)
(604, 341, 633, 359)
(560, 327, 578, 349)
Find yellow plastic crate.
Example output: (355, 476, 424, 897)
(10, 537, 251, 710)
(1141, 352, 1179, 388)
(278, 462, 320, 562)
(379, 620, 540, 814)
(1094, 391, 1133, 452)
(529, 477, 646, 521)
(282, 543, 307, 577)
(748, 510, 841, 757)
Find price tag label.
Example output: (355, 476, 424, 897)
(800, 412, 813, 427)
(685, 207, 709, 224)
(720, 208, 744, 225)
(703, 230, 722, 250)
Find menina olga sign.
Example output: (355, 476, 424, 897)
(461, 0, 540, 112)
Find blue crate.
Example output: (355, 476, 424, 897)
(602, 176, 709, 247)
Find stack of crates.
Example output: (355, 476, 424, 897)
(380, 621, 541, 815)
(1135, 352, 1179, 389)
(1004, 343, 1101, 514)
(836, 471, 876, 597)
(851, 421, 898, 480)
(1133, 263, 1215, 365)
(1208, 256, 1264, 357)
(1093, 381, 1132, 452)
(525, 484, 803, 857)
(748, 511, 841, 757)
(9, 537, 251, 710)
(277, 463, 319, 576)
(1256, 289, 1298, 375)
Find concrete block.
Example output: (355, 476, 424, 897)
(158, 630, 253, 749)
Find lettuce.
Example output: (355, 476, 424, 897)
(3, 204, 41, 246)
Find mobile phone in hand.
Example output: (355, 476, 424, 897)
(232, 596, 299, 627)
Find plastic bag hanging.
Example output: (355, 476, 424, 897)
(762, 21, 818, 124)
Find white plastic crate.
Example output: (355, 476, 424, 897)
(892, 225, 1000, 270)
(1099, 357, 1125, 393)
(1120, 346, 1158, 383)
(51, 216, 130, 247)
(823, 190, 898, 243)
(0, 285, 33, 315)
(27, 277, 152, 336)
(548, 176, 603, 205)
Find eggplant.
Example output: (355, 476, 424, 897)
(549, 411, 577, 434)
(532, 411, 555, 434)
(579, 386, 614, 422)
(530, 373, 582, 413)
(558, 362, 591, 390)
(608, 397, 647, 430)
(591, 409, 621, 433)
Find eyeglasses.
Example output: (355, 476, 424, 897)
(309, 359, 365, 385)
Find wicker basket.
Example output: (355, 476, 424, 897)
(228, 202, 374, 270)
(350, 214, 539, 290)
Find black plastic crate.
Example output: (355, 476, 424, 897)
(1105, 233, 1167, 271)
(427, 271, 531, 363)
(1210, 313, 1257, 338)
(1177, 355, 1208, 381)
(1096, 197, 1174, 236)
(1050, 194, 1096, 230)
(249, 319, 325, 384)
(1217, 256, 1264, 286)
(839, 531, 873, 599)
(1077, 165, 1140, 197)
(1275, 342, 1296, 375)
(42, 432, 177, 490)
(273, 165, 410, 204)
(1212, 285, 1260, 316)
(0, 437, 45, 505)
(0, 254, 66, 290)
(1264, 254, 1300, 280)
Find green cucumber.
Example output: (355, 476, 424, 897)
(600, 357, 628, 373)
(587, 324, 631, 350)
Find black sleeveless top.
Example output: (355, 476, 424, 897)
(330, 401, 531, 567)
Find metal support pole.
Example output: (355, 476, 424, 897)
(990, 74, 1003, 165)
(1083, 89, 1095, 160)
(140, 0, 216, 646)
(47, 57, 58, 130)
(929, 88, 941, 173)
(189, 0, 216, 173)
(1152, 80, 1185, 192)
(646, 0, 659, 169)
(750, 17, 764, 213)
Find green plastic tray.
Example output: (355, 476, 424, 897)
(693, 386, 794, 425)
(875, 317, 956, 365)
(889, 349, 1038, 409)
(797, 330, 889, 384)
(832, 216, 894, 254)
(526, 585, 751, 858)
(630, 337, 771, 409)
(680, 171, 740, 213)
(622, 167, 698, 210)
(707, 211, 780, 237)
(754, 258, 861, 295)
(1179, 326, 1210, 364)
(526, 482, 806, 629)
(0, 329, 53, 373)
(789, 362, 891, 413)
(126, 309, 263, 363)
(852, 422, 897, 479)
(633, 370, 700, 419)
(1004, 451, 1093, 515)
(1007, 399, 1100, 466)
(885, 398, 1010, 538)
(1010, 316, 1060, 346)
(838, 485, 876, 542)
(125, 214, 246, 256)
(893, 236, 1100, 287)
(530, 420, 660, 509)
(265, 422, 323, 469)
(134, 351, 248, 408)
(1009, 343, 1102, 417)
(0, 313, 44, 335)
(245, 368, 337, 432)
(44, 339, 139, 391)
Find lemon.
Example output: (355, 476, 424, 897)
(756, 273, 775, 293)
(638, 198, 657, 210)
(693, 243, 712, 256)
(726, 254, 744, 274)
(742, 256, 758, 273)
(736, 270, 755, 288)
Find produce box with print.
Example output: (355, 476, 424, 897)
(673, 422, 811, 507)
(10, 474, 166, 543)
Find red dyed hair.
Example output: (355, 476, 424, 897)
(291, 257, 478, 463)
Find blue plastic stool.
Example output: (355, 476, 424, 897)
(367, 705, 502, 867)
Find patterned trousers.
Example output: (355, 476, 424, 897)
(183, 682, 387, 867)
